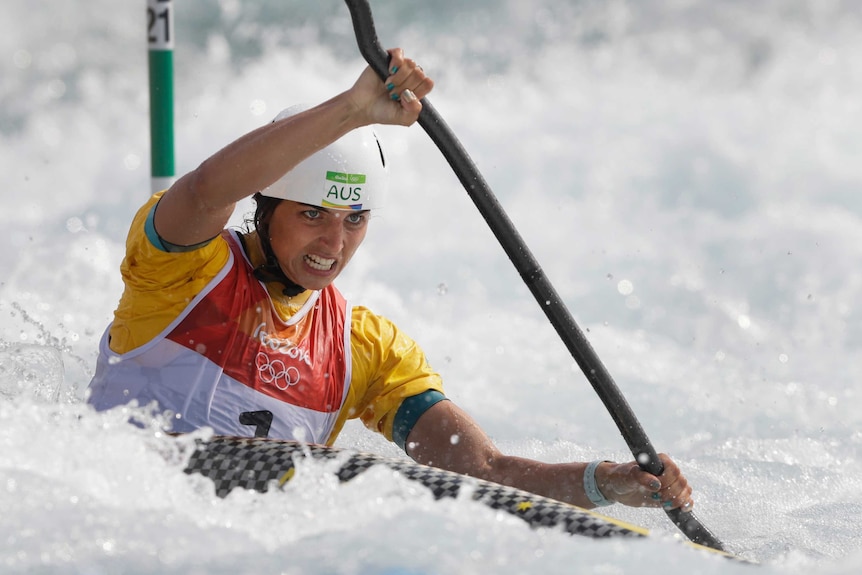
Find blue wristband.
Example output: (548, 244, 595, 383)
(584, 460, 615, 507)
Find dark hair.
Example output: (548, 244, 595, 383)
(248, 192, 282, 237)
(246, 193, 305, 296)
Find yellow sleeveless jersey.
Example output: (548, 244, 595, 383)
(106, 193, 444, 443)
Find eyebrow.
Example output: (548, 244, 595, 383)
(299, 202, 324, 211)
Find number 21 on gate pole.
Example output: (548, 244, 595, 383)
(147, 0, 175, 193)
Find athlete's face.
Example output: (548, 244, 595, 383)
(267, 200, 369, 291)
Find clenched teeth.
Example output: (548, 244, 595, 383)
(305, 254, 335, 271)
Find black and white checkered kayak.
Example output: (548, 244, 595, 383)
(183, 436, 749, 562)
(184, 436, 643, 539)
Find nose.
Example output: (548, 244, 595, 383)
(318, 217, 345, 252)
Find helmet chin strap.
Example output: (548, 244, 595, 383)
(250, 233, 307, 297)
(252, 258, 306, 297)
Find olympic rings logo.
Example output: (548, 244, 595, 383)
(256, 351, 301, 390)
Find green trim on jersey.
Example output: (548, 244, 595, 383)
(392, 390, 447, 451)
(145, 199, 217, 253)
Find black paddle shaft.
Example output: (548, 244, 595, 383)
(344, 0, 726, 552)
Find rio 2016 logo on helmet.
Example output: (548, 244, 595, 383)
(259, 105, 389, 210)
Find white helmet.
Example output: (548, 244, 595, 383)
(259, 105, 389, 210)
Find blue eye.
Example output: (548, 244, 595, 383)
(346, 212, 369, 225)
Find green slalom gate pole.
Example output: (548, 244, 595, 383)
(147, 0, 175, 193)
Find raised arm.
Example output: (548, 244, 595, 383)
(406, 400, 694, 511)
(154, 48, 433, 247)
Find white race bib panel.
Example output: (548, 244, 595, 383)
(87, 230, 352, 444)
